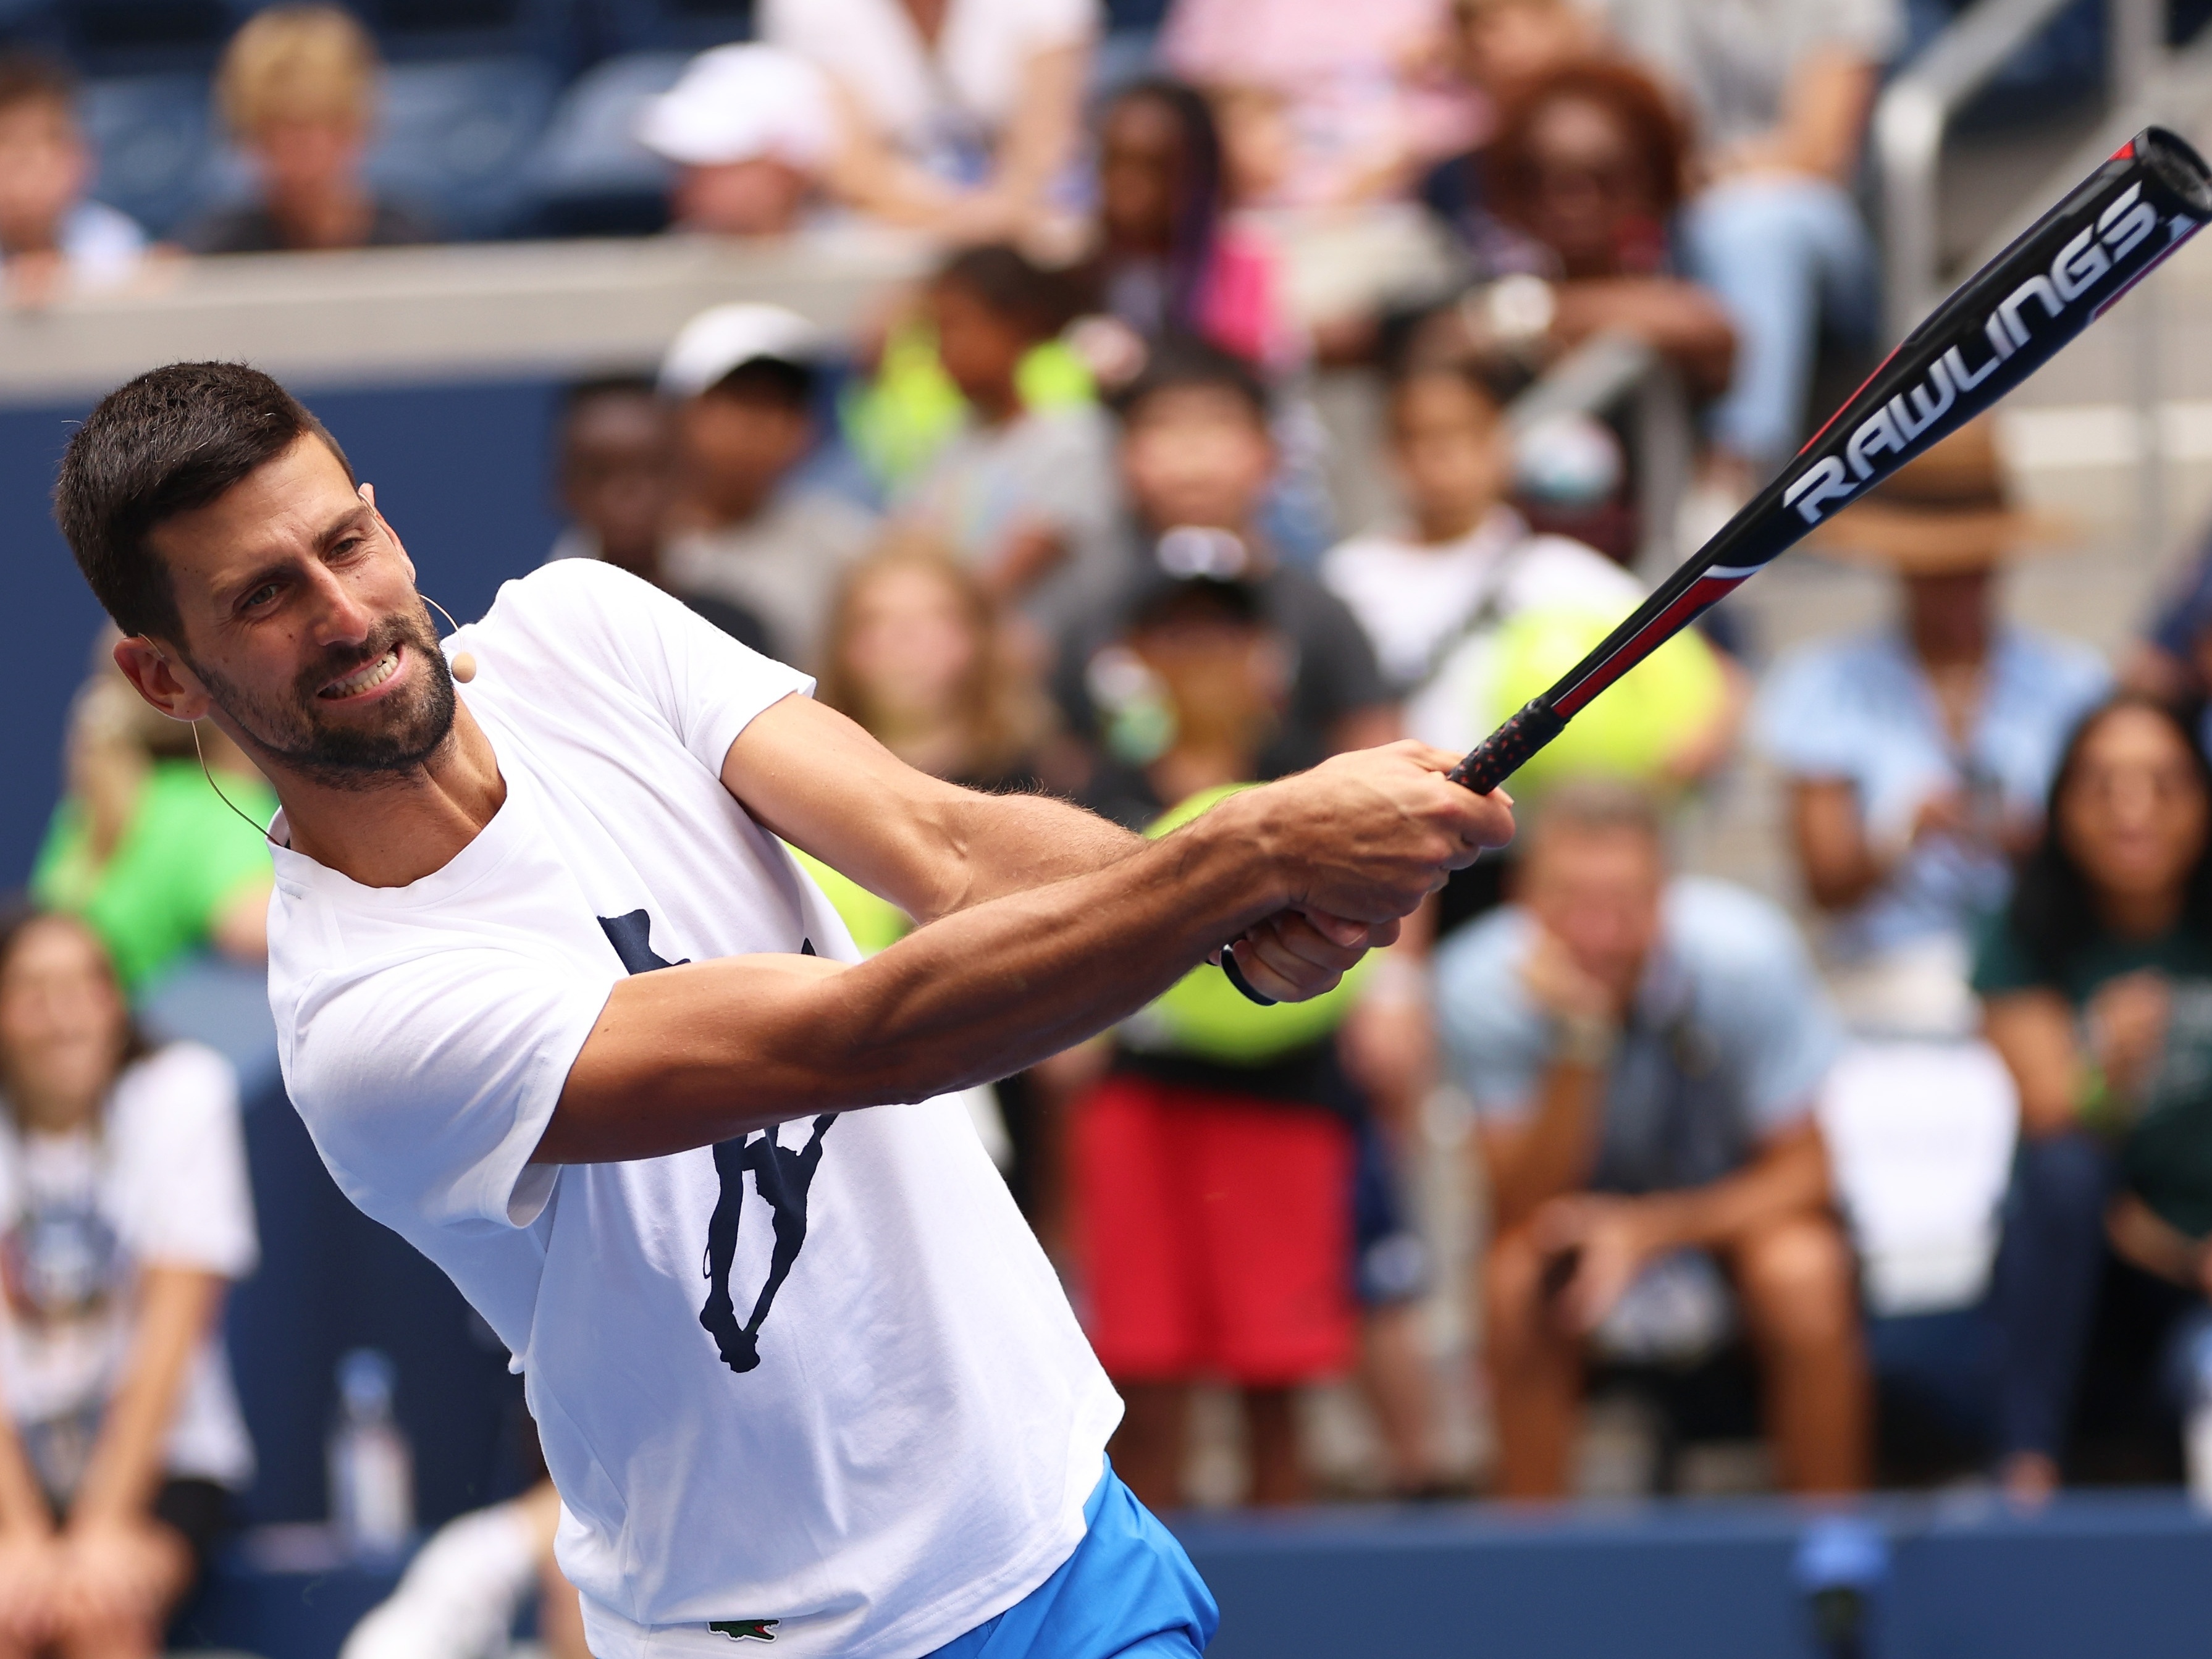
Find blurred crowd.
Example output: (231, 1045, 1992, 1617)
(11, 0, 2212, 1653)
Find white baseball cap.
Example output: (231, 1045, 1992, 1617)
(659, 302, 827, 398)
(636, 44, 839, 169)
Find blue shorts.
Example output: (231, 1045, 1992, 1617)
(924, 1463, 1218, 1659)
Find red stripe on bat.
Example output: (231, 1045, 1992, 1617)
(1555, 574, 1746, 716)
(1795, 347, 1901, 456)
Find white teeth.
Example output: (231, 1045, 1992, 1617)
(323, 649, 398, 699)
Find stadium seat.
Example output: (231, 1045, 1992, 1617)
(521, 47, 684, 237)
(77, 70, 218, 238)
(594, 0, 751, 54)
(365, 54, 562, 239)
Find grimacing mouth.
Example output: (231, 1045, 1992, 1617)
(318, 641, 403, 700)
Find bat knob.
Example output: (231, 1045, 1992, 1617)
(1221, 945, 1276, 1006)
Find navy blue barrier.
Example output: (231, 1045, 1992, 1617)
(0, 377, 566, 886)
(1173, 1491, 2212, 1659)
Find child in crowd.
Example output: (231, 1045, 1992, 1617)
(0, 52, 145, 308)
(817, 541, 1056, 796)
(657, 303, 879, 673)
(34, 660, 275, 995)
(546, 376, 773, 653)
(1062, 339, 1397, 779)
(1324, 361, 1735, 931)
(896, 244, 1124, 642)
(636, 43, 839, 238)
(185, 4, 434, 254)
(1073, 78, 1292, 369)
(1066, 571, 1371, 1510)
(0, 910, 258, 1653)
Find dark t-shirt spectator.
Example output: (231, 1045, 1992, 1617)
(1975, 914, 2212, 1237)
(1057, 553, 1392, 781)
(180, 198, 436, 254)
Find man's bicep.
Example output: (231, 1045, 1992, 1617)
(719, 693, 973, 920)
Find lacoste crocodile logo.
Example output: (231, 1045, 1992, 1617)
(710, 1618, 779, 1642)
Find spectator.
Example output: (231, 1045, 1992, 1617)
(760, 0, 1095, 239)
(635, 44, 841, 238)
(1158, 0, 1476, 208)
(1437, 781, 1864, 1497)
(1418, 0, 1597, 256)
(1069, 575, 1370, 1508)
(1755, 419, 2109, 1036)
(33, 663, 275, 996)
(1070, 78, 1295, 369)
(658, 304, 880, 672)
(1439, 62, 1735, 399)
(898, 244, 1124, 641)
(343, 1482, 587, 1659)
(546, 376, 774, 654)
(0, 909, 258, 1657)
(1586, 0, 1897, 481)
(2122, 525, 2212, 737)
(1062, 338, 1398, 777)
(1974, 697, 2212, 1503)
(184, 4, 435, 255)
(817, 539, 1056, 792)
(1326, 362, 1732, 933)
(0, 52, 145, 309)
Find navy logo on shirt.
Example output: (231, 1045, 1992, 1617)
(597, 913, 836, 1376)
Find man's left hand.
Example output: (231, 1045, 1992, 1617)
(1531, 1193, 1667, 1335)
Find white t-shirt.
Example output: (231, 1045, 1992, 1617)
(1321, 508, 1641, 744)
(0, 1043, 258, 1498)
(268, 561, 1119, 1659)
(763, 0, 1096, 161)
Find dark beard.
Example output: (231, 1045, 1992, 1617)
(187, 605, 458, 791)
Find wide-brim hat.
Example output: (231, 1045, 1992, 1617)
(1809, 416, 2077, 574)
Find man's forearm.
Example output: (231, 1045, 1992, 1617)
(545, 807, 1290, 1161)
(1633, 1122, 1831, 1253)
(1489, 1058, 1607, 1233)
(921, 789, 1144, 922)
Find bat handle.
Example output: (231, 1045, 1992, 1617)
(1450, 697, 1566, 795)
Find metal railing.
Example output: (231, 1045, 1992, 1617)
(1876, 0, 2165, 340)
(1505, 330, 1694, 582)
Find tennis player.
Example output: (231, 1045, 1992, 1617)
(56, 363, 1512, 1658)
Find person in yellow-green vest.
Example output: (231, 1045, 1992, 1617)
(32, 663, 275, 997)
(1066, 572, 1421, 1509)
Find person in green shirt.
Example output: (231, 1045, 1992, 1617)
(31, 670, 275, 996)
(1974, 694, 2212, 1503)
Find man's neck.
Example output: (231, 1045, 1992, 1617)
(272, 698, 508, 888)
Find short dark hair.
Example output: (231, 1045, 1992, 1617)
(705, 356, 815, 413)
(0, 51, 75, 120)
(1109, 335, 1271, 427)
(934, 243, 1076, 344)
(55, 361, 353, 642)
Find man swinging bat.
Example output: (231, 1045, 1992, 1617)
(55, 361, 1509, 1659)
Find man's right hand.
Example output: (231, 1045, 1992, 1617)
(1203, 742, 1515, 1001)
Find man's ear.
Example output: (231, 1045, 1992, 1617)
(360, 481, 417, 583)
(112, 634, 213, 723)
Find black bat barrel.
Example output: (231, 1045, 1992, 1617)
(1450, 126, 2212, 797)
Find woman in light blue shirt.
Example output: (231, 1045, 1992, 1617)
(1754, 420, 2109, 1035)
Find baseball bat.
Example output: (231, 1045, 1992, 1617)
(1222, 125, 2212, 1007)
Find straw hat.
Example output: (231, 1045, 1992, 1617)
(1809, 417, 2076, 574)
